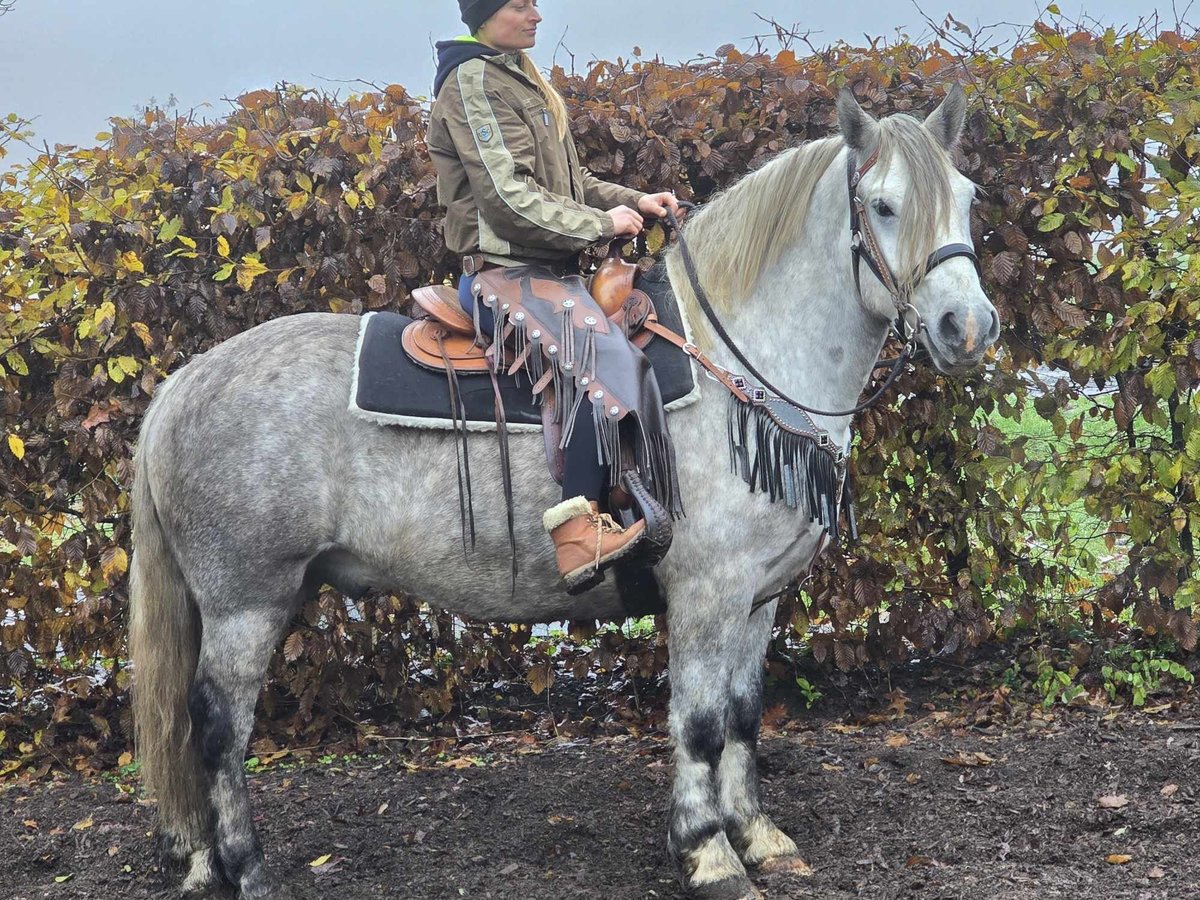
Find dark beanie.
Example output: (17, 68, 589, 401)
(460, 0, 509, 33)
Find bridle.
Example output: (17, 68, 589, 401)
(666, 145, 982, 419)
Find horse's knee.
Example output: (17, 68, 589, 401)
(189, 678, 233, 772)
(683, 709, 725, 770)
(727, 693, 761, 746)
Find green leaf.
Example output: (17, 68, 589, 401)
(157, 216, 183, 243)
(214, 262, 235, 282)
(1037, 212, 1065, 232)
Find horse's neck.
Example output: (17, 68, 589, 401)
(709, 153, 890, 443)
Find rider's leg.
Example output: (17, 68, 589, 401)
(545, 403, 644, 588)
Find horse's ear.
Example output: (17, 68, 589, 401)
(925, 83, 967, 150)
(837, 89, 878, 153)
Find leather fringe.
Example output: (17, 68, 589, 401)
(728, 394, 843, 538)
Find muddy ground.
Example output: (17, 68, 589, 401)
(3, 666, 1198, 900)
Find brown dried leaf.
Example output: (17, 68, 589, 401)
(1097, 794, 1129, 809)
(941, 750, 995, 767)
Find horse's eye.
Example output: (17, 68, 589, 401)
(873, 200, 895, 218)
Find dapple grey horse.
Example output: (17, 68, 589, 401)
(130, 86, 999, 899)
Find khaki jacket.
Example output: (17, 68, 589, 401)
(428, 50, 645, 268)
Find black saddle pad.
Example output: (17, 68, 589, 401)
(350, 264, 698, 430)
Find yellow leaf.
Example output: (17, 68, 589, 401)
(131, 322, 153, 349)
(101, 547, 128, 580)
(73, 817, 94, 831)
(217, 235, 231, 258)
(116, 356, 140, 376)
(117, 752, 133, 767)
(309, 854, 331, 868)
(176, 235, 197, 249)
(1106, 854, 1133, 865)
(118, 251, 144, 274)
(93, 300, 116, 331)
(7, 434, 24, 460)
(236, 256, 269, 291)
(345, 190, 360, 210)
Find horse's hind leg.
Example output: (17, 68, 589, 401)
(719, 602, 809, 876)
(666, 584, 758, 900)
(191, 602, 296, 899)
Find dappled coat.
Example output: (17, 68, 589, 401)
(428, 38, 644, 268)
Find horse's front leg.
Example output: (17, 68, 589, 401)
(719, 600, 811, 877)
(666, 582, 759, 900)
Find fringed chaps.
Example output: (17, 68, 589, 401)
(472, 266, 682, 519)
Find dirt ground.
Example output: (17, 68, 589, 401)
(3, 669, 1198, 900)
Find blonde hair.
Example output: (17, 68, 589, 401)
(518, 51, 569, 141)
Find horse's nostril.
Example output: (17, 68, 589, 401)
(987, 308, 1000, 342)
(938, 310, 961, 344)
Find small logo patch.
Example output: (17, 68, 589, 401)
(477, 124, 493, 143)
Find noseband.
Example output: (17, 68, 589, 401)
(667, 146, 981, 418)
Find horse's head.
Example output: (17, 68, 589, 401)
(837, 85, 999, 374)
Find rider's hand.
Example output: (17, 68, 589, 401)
(607, 205, 644, 236)
(637, 192, 682, 219)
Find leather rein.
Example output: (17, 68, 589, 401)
(661, 146, 981, 419)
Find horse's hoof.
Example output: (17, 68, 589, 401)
(757, 854, 813, 876)
(687, 876, 762, 900)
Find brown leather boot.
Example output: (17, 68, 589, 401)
(544, 496, 646, 589)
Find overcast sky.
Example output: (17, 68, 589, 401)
(0, 1, 1191, 168)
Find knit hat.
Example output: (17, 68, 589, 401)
(459, 0, 509, 33)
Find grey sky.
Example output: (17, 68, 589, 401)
(0, 1, 1189, 168)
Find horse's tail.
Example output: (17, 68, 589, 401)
(129, 448, 209, 847)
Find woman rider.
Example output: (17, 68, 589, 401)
(427, 0, 682, 588)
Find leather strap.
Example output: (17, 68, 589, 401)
(641, 315, 750, 403)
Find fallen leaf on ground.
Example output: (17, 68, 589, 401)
(885, 732, 909, 749)
(905, 855, 939, 868)
(309, 854, 332, 868)
(1161, 784, 1179, 798)
(1097, 794, 1129, 809)
(1105, 854, 1133, 865)
(1148, 866, 1166, 879)
(73, 817, 94, 831)
(906, 772, 921, 784)
(941, 751, 995, 767)
(828, 723, 863, 734)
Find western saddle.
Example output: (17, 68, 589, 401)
(403, 249, 655, 375)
